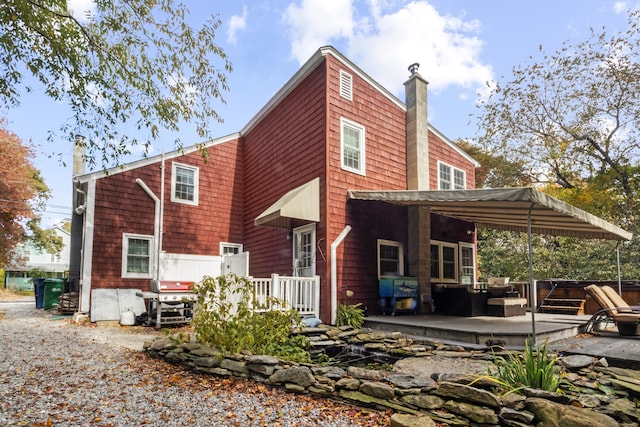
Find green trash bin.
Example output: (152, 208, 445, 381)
(43, 279, 64, 310)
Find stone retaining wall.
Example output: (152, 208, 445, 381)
(144, 326, 640, 426)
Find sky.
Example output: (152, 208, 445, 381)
(3, 0, 638, 227)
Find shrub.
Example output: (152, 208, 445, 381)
(192, 274, 310, 362)
(336, 303, 365, 329)
(489, 340, 564, 393)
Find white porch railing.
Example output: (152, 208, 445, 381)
(251, 274, 320, 317)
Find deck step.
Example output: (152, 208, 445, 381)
(539, 298, 586, 315)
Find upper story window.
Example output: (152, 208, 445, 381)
(438, 161, 466, 190)
(339, 70, 353, 101)
(377, 239, 404, 279)
(341, 117, 366, 175)
(171, 162, 199, 205)
(21, 248, 30, 262)
(121, 233, 154, 278)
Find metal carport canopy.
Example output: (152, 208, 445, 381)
(346, 187, 632, 241)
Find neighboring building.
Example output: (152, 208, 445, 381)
(70, 46, 479, 322)
(4, 226, 70, 290)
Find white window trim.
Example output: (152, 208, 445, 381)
(459, 242, 476, 285)
(340, 117, 366, 175)
(437, 161, 466, 190)
(377, 239, 404, 279)
(121, 233, 154, 279)
(431, 240, 459, 283)
(339, 69, 353, 101)
(220, 242, 243, 256)
(171, 162, 199, 205)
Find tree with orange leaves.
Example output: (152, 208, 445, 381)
(0, 120, 62, 266)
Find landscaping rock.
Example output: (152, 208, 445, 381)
(443, 399, 500, 424)
(435, 381, 502, 409)
(400, 394, 444, 410)
(268, 366, 315, 388)
(390, 413, 436, 427)
(145, 326, 640, 426)
(560, 354, 596, 370)
(526, 397, 619, 427)
(346, 366, 387, 381)
(360, 381, 395, 399)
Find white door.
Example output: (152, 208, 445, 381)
(293, 224, 315, 277)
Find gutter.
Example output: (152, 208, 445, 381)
(136, 179, 161, 280)
(330, 225, 352, 325)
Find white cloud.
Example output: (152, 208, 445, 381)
(612, 2, 628, 13)
(227, 5, 248, 45)
(66, 0, 96, 22)
(284, 0, 354, 63)
(283, 0, 493, 97)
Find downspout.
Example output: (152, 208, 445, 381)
(136, 179, 160, 280)
(159, 155, 165, 274)
(330, 225, 352, 325)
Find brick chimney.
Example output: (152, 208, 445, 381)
(404, 63, 433, 313)
(404, 63, 429, 190)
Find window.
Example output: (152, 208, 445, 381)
(21, 248, 30, 262)
(377, 239, 404, 279)
(49, 253, 61, 263)
(122, 234, 154, 278)
(430, 240, 458, 282)
(220, 242, 243, 256)
(341, 118, 366, 175)
(438, 162, 466, 190)
(339, 70, 353, 101)
(460, 243, 476, 285)
(171, 162, 199, 205)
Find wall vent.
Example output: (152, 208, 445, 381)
(339, 70, 353, 101)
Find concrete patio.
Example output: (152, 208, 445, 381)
(364, 312, 589, 347)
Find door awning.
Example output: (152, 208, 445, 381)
(254, 177, 320, 229)
(347, 187, 632, 241)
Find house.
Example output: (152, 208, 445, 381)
(70, 46, 480, 323)
(4, 226, 70, 291)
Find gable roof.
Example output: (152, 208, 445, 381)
(77, 45, 477, 181)
(75, 132, 240, 182)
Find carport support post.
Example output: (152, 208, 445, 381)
(408, 206, 432, 313)
(528, 204, 536, 346)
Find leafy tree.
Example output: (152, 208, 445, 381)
(477, 8, 640, 226)
(457, 139, 530, 188)
(0, 121, 62, 265)
(1, 0, 232, 167)
(475, 8, 640, 280)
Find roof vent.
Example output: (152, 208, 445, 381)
(408, 63, 420, 76)
(339, 70, 353, 101)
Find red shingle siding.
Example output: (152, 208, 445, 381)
(325, 55, 407, 318)
(242, 63, 327, 281)
(90, 138, 243, 290)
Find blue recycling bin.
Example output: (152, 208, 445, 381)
(34, 278, 45, 309)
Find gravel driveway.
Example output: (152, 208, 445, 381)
(0, 301, 388, 426)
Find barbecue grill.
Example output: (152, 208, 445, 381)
(138, 280, 197, 328)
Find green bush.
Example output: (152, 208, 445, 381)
(192, 274, 310, 363)
(489, 340, 564, 393)
(336, 303, 365, 329)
